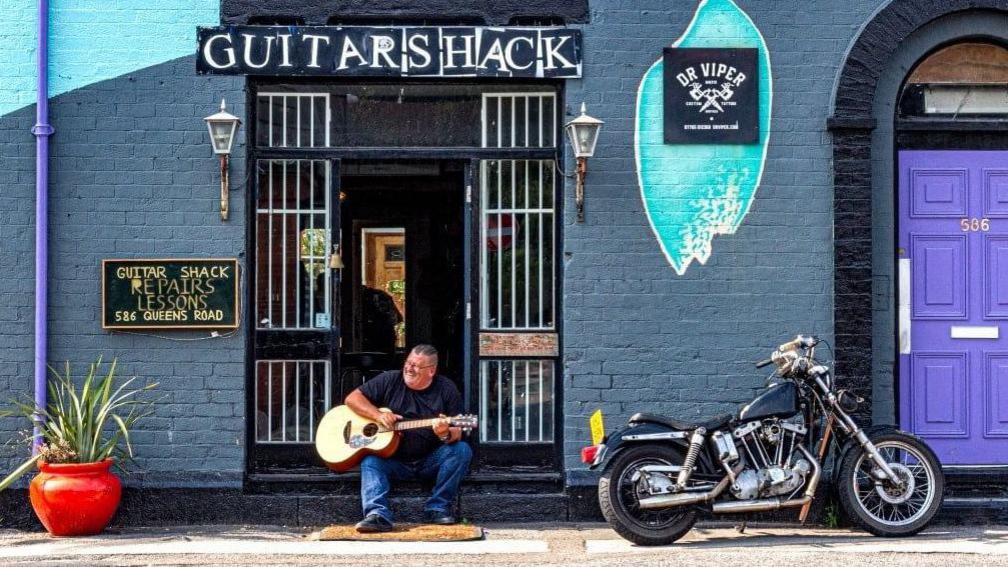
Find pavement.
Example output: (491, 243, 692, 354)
(1, 523, 1008, 566)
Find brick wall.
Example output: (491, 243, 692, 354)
(561, 0, 882, 477)
(0, 57, 246, 486)
(1, 0, 910, 487)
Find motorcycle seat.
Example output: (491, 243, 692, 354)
(629, 412, 733, 432)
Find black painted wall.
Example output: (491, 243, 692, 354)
(221, 0, 590, 25)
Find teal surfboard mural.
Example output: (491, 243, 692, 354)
(635, 0, 772, 275)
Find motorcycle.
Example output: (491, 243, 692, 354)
(582, 335, 944, 546)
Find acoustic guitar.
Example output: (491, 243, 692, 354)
(315, 405, 478, 472)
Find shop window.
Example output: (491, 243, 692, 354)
(255, 159, 333, 330)
(480, 359, 554, 442)
(254, 84, 556, 148)
(255, 360, 331, 443)
(483, 92, 557, 148)
(900, 42, 1008, 117)
(481, 159, 555, 329)
(478, 92, 559, 448)
(256, 92, 330, 147)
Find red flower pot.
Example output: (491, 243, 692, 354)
(29, 459, 122, 536)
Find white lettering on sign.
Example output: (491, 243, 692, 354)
(302, 34, 331, 68)
(676, 63, 747, 88)
(196, 26, 582, 78)
(202, 33, 236, 69)
(407, 33, 432, 69)
(242, 33, 275, 69)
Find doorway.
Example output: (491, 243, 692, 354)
(338, 161, 466, 402)
(898, 150, 1008, 465)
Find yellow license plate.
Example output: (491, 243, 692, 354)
(589, 409, 605, 445)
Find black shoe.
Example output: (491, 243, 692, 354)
(355, 514, 394, 533)
(423, 510, 457, 525)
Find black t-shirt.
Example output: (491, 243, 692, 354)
(357, 370, 462, 462)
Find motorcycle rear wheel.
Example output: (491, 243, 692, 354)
(837, 430, 944, 537)
(598, 444, 696, 546)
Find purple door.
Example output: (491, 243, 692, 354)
(899, 150, 1008, 465)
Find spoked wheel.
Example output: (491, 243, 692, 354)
(838, 430, 944, 537)
(598, 445, 696, 546)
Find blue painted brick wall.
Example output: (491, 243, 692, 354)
(561, 0, 881, 478)
(2, 0, 899, 486)
(0, 57, 246, 487)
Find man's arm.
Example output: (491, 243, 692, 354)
(346, 388, 400, 430)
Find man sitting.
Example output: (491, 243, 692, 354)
(345, 344, 472, 533)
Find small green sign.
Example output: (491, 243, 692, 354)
(102, 258, 239, 330)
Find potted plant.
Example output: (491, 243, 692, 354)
(0, 357, 156, 536)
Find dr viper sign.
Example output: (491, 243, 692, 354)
(102, 259, 239, 330)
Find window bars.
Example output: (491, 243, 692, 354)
(480, 359, 554, 443)
(479, 93, 558, 444)
(255, 360, 332, 443)
(255, 159, 332, 330)
(256, 92, 330, 148)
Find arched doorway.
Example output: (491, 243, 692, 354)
(830, 4, 1008, 467)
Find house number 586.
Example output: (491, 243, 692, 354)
(961, 218, 990, 232)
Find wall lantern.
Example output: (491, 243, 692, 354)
(564, 103, 603, 222)
(203, 99, 241, 221)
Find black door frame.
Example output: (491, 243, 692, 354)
(244, 79, 565, 480)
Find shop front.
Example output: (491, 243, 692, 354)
(195, 16, 584, 481)
(5, 0, 1008, 528)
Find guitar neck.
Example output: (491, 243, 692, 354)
(392, 418, 447, 431)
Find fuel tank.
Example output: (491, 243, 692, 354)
(737, 381, 799, 422)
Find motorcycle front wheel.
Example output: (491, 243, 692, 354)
(837, 430, 944, 537)
(598, 444, 696, 546)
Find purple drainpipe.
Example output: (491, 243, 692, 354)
(31, 0, 53, 451)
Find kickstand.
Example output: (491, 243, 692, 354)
(735, 521, 747, 534)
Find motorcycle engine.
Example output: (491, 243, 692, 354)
(729, 418, 811, 500)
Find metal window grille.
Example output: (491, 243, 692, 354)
(256, 159, 332, 330)
(480, 159, 555, 330)
(482, 93, 556, 149)
(479, 359, 554, 443)
(255, 360, 332, 443)
(256, 93, 330, 148)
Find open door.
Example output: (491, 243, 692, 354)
(249, 157, 341, 474)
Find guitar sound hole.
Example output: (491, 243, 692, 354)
(363, 423, 379, 437)
(343, 421, 351, 443)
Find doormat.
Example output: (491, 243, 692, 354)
(313, 524, 485, 542)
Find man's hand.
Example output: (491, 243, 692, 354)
(432, 415, 450, 437)
(377, 411, 402, 431)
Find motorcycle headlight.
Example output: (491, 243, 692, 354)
(837, 389, 863, 413)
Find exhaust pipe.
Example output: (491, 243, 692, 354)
(712, 496, 810, 513)
(638, 473, 732, 510)
(712, 444, 822, 514)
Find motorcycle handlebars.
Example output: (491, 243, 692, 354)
(778, 335, 819, 352)
(754, 335, 820, 372)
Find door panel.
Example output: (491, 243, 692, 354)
(250, 157, 341, 473)
(984, 235, 1008, 318)
(911, 235, 967, 319)
(909, 353, 968, 437)
(899, 150, 1008, 464)
(982, 169, 1008, 218)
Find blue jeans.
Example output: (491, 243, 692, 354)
(360, 441, 472, 522)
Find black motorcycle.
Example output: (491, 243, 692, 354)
(582, 335, 944, 546)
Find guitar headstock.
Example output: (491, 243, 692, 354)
(449, 414, 479, 431)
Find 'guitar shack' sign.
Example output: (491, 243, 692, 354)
(102, 259, 239, 330)
(662, 47, 759, 143)
(196, 25, 582, 78)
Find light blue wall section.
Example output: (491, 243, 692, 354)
(0, 0, 219, 116)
